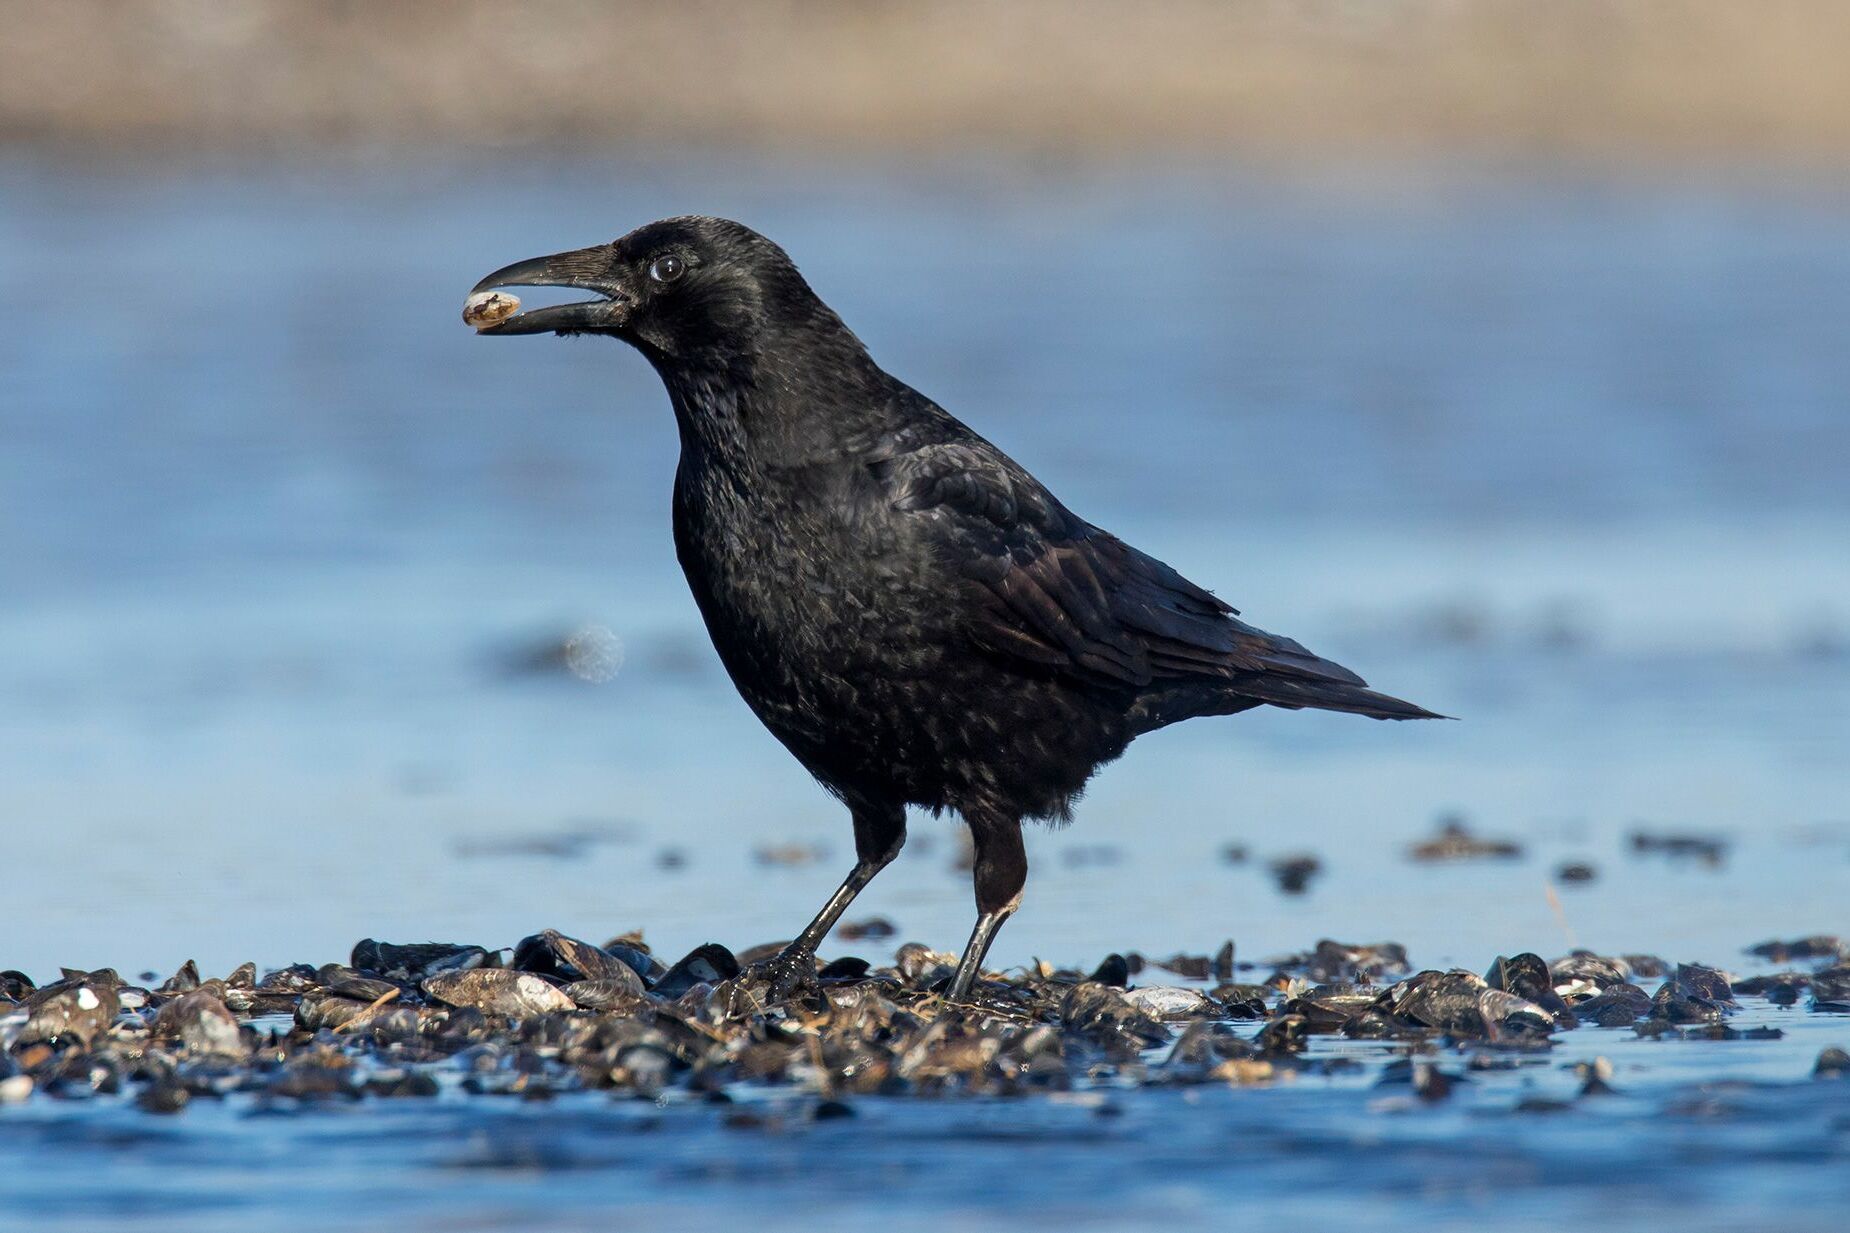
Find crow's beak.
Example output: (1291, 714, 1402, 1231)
(469, 245, 632, 335)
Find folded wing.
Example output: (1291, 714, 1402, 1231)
(877, 439, 1437, 722)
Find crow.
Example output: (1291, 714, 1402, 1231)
(471, 216, 1439, 1002)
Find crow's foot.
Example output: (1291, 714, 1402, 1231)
(745, 947, 821, 1005)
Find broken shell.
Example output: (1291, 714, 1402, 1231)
(1811, 966, 1850, 1010)
(1287, 983, 1382, 1029)
(20, 977, 120, 1048)
(838, 917, 897, 941)
(1748, 935, 1848, 964)
(651, 943, 741, 999)
(1268, 853, 1322, 894)
(152, 990, 245, 1058)
(1279, 939, 1411, 984)
(512, 930, 640, 986)
(1576, 982, 1654, 1027)
(352, 939, 489, 982)
(463, 290, 520, 330)
(1407, 817, 1523, 862)
(422, 969, 575, 1017)
(564, 978, 649, 1012)
(1121, 985, 1219, 1021)
(1550, 952, 1632, 989)
(894, 942, 959, 986)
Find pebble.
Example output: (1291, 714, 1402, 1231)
(1629, 830, 1727, 867)
(1748, 936, 1847, 964)
(1407, 817, 1524, 862)
(1268, 854, 1323, 894)
(838, 917, 898, 941)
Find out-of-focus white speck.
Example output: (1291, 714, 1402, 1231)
(564, 624, 624, 683)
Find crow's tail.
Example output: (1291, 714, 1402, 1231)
(1128, 617, 1449, 733)
(1231, 675, 1446, 720)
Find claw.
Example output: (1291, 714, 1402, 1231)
(747, 947, 821, 1004)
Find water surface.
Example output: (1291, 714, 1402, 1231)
(1, 153, 1846, 1231)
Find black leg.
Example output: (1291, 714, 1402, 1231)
(751, 802, 905, 999)
(945, 812, 1026, 1002)
(786, 801, 906, 954)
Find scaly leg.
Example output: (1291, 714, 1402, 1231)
(758, 801, 906, 997)
(945, 811, 1026, 1003)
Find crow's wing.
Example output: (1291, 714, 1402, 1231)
(873, 440, 1416, 714)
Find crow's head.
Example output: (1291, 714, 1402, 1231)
(470, 216, 832, 363)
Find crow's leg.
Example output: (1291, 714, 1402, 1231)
(945, 812, 1026, 1003)
(757, 801, 906, 998)
(788, 801, 907, 953)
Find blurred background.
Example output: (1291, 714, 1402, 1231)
(2, 1, 1846, 981)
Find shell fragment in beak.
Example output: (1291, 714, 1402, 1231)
(463, 290, 521, 330)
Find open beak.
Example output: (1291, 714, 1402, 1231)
(469, 245, 632, 335)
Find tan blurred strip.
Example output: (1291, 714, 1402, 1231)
(1, 0, 1847, 163)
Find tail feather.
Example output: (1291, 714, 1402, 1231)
(1212, 616, 1447, 721)
(1232, 675, 1447, 721)
(1128, 674, 1446, 735)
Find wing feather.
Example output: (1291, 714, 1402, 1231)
(875, 438, 1433, 719)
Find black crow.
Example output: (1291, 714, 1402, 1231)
(471, 216, 1439, 1002)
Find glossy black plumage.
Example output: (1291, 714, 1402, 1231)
(472, 216, 1439, 1001)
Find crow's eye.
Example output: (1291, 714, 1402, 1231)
(649, 254, 686, 283)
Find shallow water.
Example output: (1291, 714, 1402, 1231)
(3, 971, 1847, 1233)
(2, 155, 1848, 1227)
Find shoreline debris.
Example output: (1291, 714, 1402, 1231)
(0, 930, 1840, 1116)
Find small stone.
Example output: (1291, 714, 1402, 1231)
(1628, 831, 1727, 867)
(1747, 935, 1846, 964)
(137, 1082, 190, 1114)
(1576, 1056, 1617, 1096)
(1087, 954, 1130, 987)
(838, 917, 897, 942)
(1211, 1058, 1275, 1085)
(1269, 854, 1322, 894)
(1407, 816, 1523, 862)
